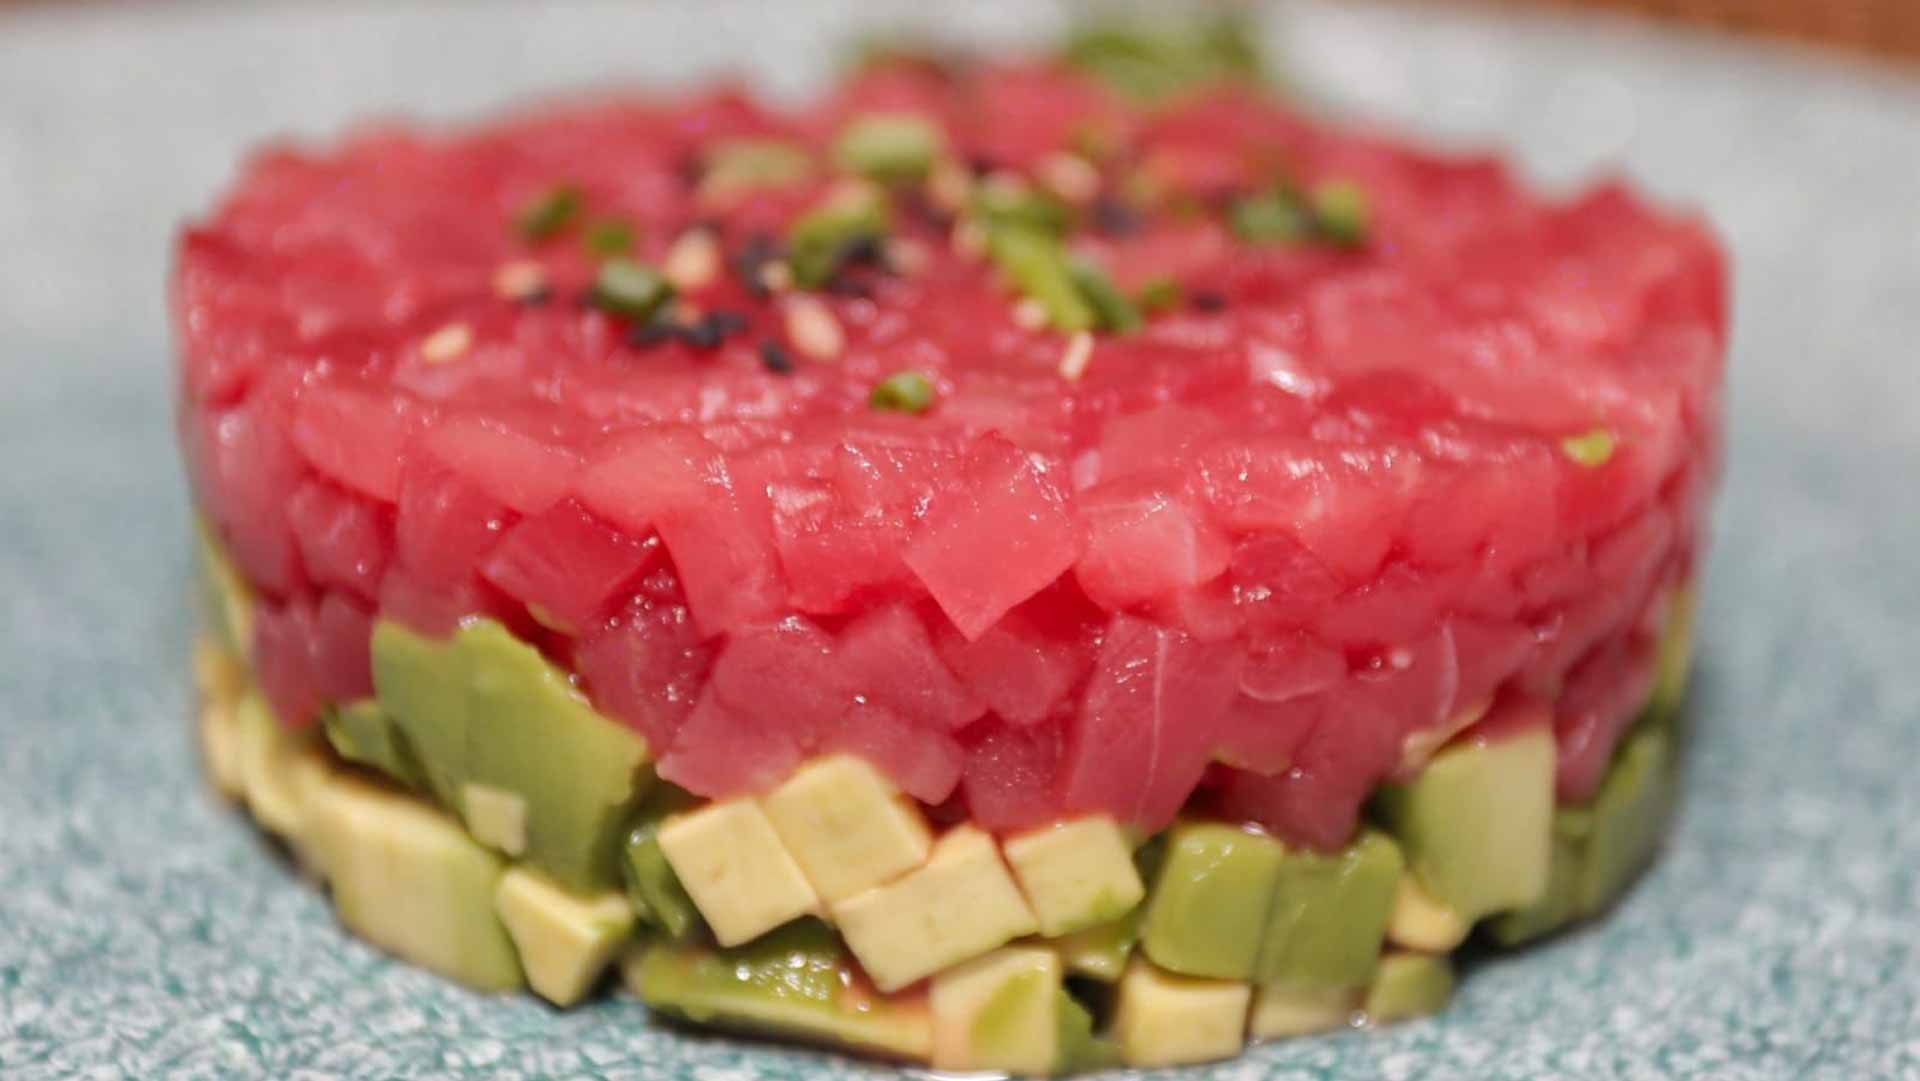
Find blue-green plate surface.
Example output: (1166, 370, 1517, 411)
(2, 2, 1917, 1078)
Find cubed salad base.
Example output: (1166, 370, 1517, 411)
(192, 549, 1688, 1075)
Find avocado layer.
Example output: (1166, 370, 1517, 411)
(626, 919, 933, 1062)
(371, 619, 653, 892)
(1139, 822, 1283, 980)
(1255, 829, 1403, 992)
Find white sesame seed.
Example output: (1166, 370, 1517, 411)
(926, 160, 974, 213)
(1012, 298, 1048, 331)
(785, 296, 844, 361)
(1057, 330, 1094, 381)
(491, 260, 546, 300)
(663, 228, 721, 292)
(825, 176, 883, 212)
(982, 170, 1030, 202)
(885, 237, 930, 277)
(951, 219, 988, 260)
(420, 322, 473, 363)
(758, 261, 793, 293)
(1038, 151, 1100, 205)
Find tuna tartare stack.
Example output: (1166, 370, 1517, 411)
(176, 28, 1723, 1074)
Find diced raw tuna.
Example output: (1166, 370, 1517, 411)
(480, 499, 656, 633)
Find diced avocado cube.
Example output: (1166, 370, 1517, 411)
(1140, 822, 1284, 980)
(1053, 989, 1117, 1073)
(1576, 723, 1676, 917)
(1361, 952, 1454, 1025)
(1112, 957, 1252, 1068)
(833, 113, 945, 185)
(930, 946, 1064, 1075)
(307, 772, 524, 992)
(625, 919, 933, 1063)
(370, 621, 471, 809)
(1003, 815, 1145, 938)
(656, 797, 819, 948)
(1647, 586, 1697, 726)
(1385, 872, 1472, 953)
(762, 754, 933, 903)
(1486, 807, 1592, 947)
(1375, 723, 1556, 922)
(831, 825, 1038, 993)
(494, 867, 635, 1007)
(234, 690, 313, 843)
(1250, 985, 1358, 1040)
(986, 227, 1095, 332)
(1254, 829, 1403, 992)
(621, 782, 705, 941)
(458, 620, 652, 892)
(194, 518, 254, 662)
(323, 698, 423, 789)
(194, 639, 247, 800)
(1053, 906, 1143, 983)
(788, 189, 891, 289)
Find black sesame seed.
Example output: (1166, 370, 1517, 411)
(1191, 289, 1228, 312)
(1091, 197, 1141, 237)
(681, 319, 723, 350)
(517, 286, 554, 307)
(759, 339, 795, 374)
(707, 309, 750, 336)
(628, 319, 679, 347)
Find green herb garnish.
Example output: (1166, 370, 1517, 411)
(1311, 180, 1371, 248)
(1561, 428, 1618, 468)
(833, 113, 946, 185)
(870, 370, 936, 413)
(589, 258, 675, 321)
(1135, 275, 1183, 315)
(787, 189, 892, 289)
(973, 181, 1073, 237)
(584, 218, 636, 258)
(987, 227, 1095, 333)
(1069, 258, 1143, 333)
(516, 185, 583, 242)
(702, 138, 815, 197)
(1230, 190, 1311, 245)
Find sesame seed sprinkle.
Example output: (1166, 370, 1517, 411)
(1057, 330, 1094, 381)
(663, 228, 722, 292)
(421, 322, 473, 363)
(492, 260, 547, 300)
(784, 296, 844, 361)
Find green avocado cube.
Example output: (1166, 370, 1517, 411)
(626, 919, 933, 1063)
(1254, 829, 1404, 992)
(621, 783, 705, 941)
(1486, 808, 1591, 947)
(1140, 822, 1284, 980)
(323, 698, 424, 789)
(1361, 952, 1454, 1025)
(370, 621, 471, 809)
(1375, 723, 1555, 922)
(1575, 723, 1676, 917)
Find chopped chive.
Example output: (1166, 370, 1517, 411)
(787, 190, 892, 289)
(516, 185, 583, 242)
(1062, 12, 1267, 103)
(986, 226, 1095, 333)
(1230, 190, 1311, 245)
(972, 182, 1073, 236)
(1561, 428, 1618, 468)
(833, 113, 946, 185)
(1311, 180, 1371, 248)
(1068, 258, 1143, 333)
(870, 370, 936, 413)
(702, 138, 814, 197)
(590, 258, 675, 322)
(1136, 275, 1183, 314)
(584, 218, 636, 258)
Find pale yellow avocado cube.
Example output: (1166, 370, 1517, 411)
(1002, 816, 1144, 937)
(657, 798, 819, 947)
(761, 754, 932, 902)
(1386, 874, 1472, 952)
(930, 945, 1063, 1075)
(1249, 985, 1358, 1040)
(1112, 958, 1251, 1068)
(463, 782, 530, 857)
(494, 867, 635, 1006)
(198, 698, 245, 801)
(831, 825, 1039, 993)
(307, 774, 524, 991)
(234, 691, 308, 841)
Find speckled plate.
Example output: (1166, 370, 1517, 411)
(2, 2, 1917, 1078)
